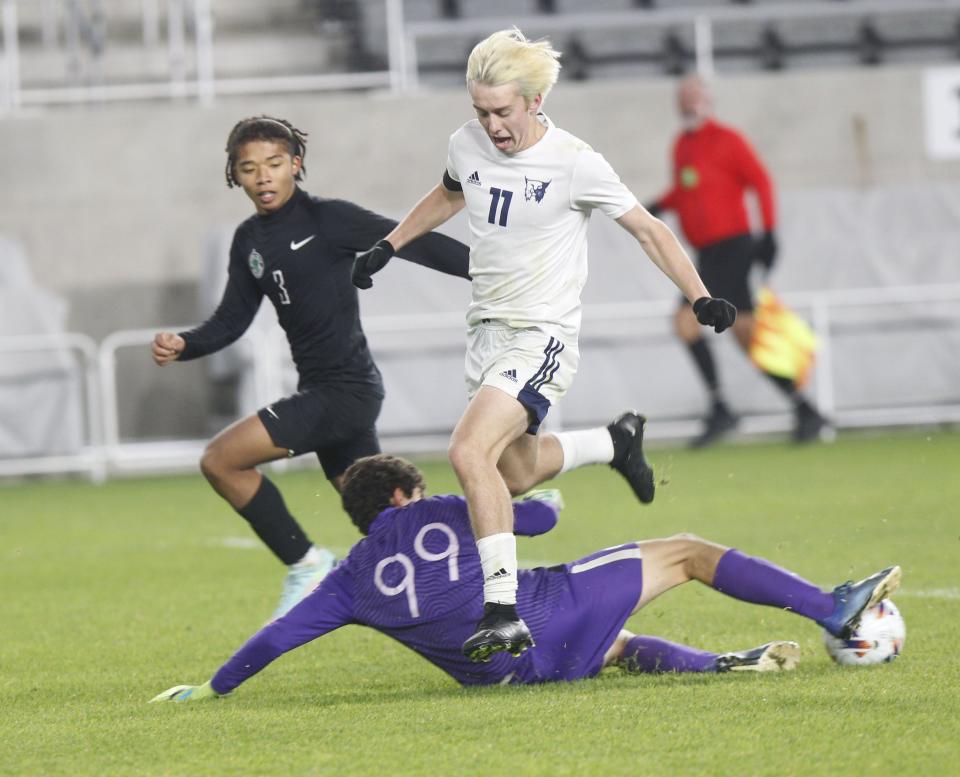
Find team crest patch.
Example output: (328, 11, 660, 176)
(248, 249, 264, 279)
(524, 176, 552, 203)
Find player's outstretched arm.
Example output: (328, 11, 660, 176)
(151, 332, 185, 365)
(616, 205, 736, 333)
(353, 184, 465, 289)
(149, 680, 221, 703)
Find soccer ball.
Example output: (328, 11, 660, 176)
(823, 599, 905, 666)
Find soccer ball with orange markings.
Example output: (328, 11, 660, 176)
(823, 599, 905, 666)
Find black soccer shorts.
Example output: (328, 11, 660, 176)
(257, 383, 383, 480)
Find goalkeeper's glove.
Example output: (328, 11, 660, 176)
(754, 230, 778, 272)
(693, 296, 737, 334)
(352, 239, 395, 290)
(149, 680, 221, 704)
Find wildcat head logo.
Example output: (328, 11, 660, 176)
(524, 176, 552, 203)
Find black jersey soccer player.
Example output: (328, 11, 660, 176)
(152, 116, 471, 618)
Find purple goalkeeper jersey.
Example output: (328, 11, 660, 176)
(211, 496, 558, 691)
(211, 495, 643, 693)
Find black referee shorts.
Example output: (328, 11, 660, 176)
(257, 383, 383, 480)
(688, 233, 757, 313)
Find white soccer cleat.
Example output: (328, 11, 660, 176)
(713, 641, 801, 673)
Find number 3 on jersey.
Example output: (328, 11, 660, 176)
(487, 187, 513, 227)
(272, 269, 291, 305)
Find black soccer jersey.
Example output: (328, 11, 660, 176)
(178, 187, 470, 390)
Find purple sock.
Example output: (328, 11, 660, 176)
(713, 549, 834, 621)
(622, 635, 717, 673)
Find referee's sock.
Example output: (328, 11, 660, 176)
(686, 338, 725, 407)
(237, 475, 312, 565)
(765, 372, 814, 412)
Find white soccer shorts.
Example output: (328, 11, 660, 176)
(464, 321, 580, 433)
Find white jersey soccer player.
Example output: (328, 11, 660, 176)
(449, 114, 635, 339)
(351, 28, 737, 664)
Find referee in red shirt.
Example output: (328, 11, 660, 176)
(647, 76, 827, 447)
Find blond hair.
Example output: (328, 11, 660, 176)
(466, 28, 561, 104)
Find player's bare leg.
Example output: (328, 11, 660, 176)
(449, 387, 535, 661)
(201, 414, 336, 618)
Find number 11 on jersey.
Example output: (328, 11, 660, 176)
(487, 187, 513, 227)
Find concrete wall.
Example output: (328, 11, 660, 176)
(4, 64, 958, 301)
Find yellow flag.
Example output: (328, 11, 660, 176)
(749, 287, 818, 388)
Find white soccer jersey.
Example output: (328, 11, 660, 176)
(445, 114, 638, 339)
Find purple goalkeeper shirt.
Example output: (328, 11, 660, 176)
(211, 495, 563, 693)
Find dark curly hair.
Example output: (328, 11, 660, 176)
(224, 115, 308, 188)
(340, 454, 426, 535)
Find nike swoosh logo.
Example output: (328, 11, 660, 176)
(290, 235, 315, 251)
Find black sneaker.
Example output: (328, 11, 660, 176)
(793, 404, 831, 443)
(608, 411, 655, 504)
(462, 603, 535, 663)
(713, 641, 800, 673)
(690, 404, 739, 449)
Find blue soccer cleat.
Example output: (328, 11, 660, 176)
(817, 565, 902, 639)
(713, 641, 801, 673)
(271, 547, 337, 620)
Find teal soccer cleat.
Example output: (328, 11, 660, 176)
(271, 547, 337, 620)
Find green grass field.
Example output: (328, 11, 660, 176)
(2, 430, 959, 776)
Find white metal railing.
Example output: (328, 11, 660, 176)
(2, 1, 960, 110)
(0, 331, 104, 481)
(1, 283, 959, 481)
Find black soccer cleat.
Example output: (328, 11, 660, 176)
(691, 403, 739, 449)
(713, 641, 801, 673)
(462, 603, 535, 663)
(793, 404, 832, 444)
(608, 411, 655, 504)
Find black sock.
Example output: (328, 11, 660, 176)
(765, 373, 813, 412)
(686, 339, 724, 406)
(237, 476, 312, 565)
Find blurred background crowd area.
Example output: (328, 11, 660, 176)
(1, 0, 959, 479)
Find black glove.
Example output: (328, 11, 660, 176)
(643, 200, 663, 218)
(693, 296, 737, 334)
(754, 230, 777, 272)
(352, 239, 396, 290)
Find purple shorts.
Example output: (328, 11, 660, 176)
(511, 543, 644, 684)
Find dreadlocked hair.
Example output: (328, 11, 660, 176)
(224, 115, 308, 188)
(340, 454, 426, 535)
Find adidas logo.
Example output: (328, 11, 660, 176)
(499, 368, 518, 383)
(486, 568, 510, 581)
(467, 170, 482, 186)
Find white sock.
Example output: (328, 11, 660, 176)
(477, 533, 518, 605)
(292, 545, 322, 568)
(555, 427, 615, 474)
